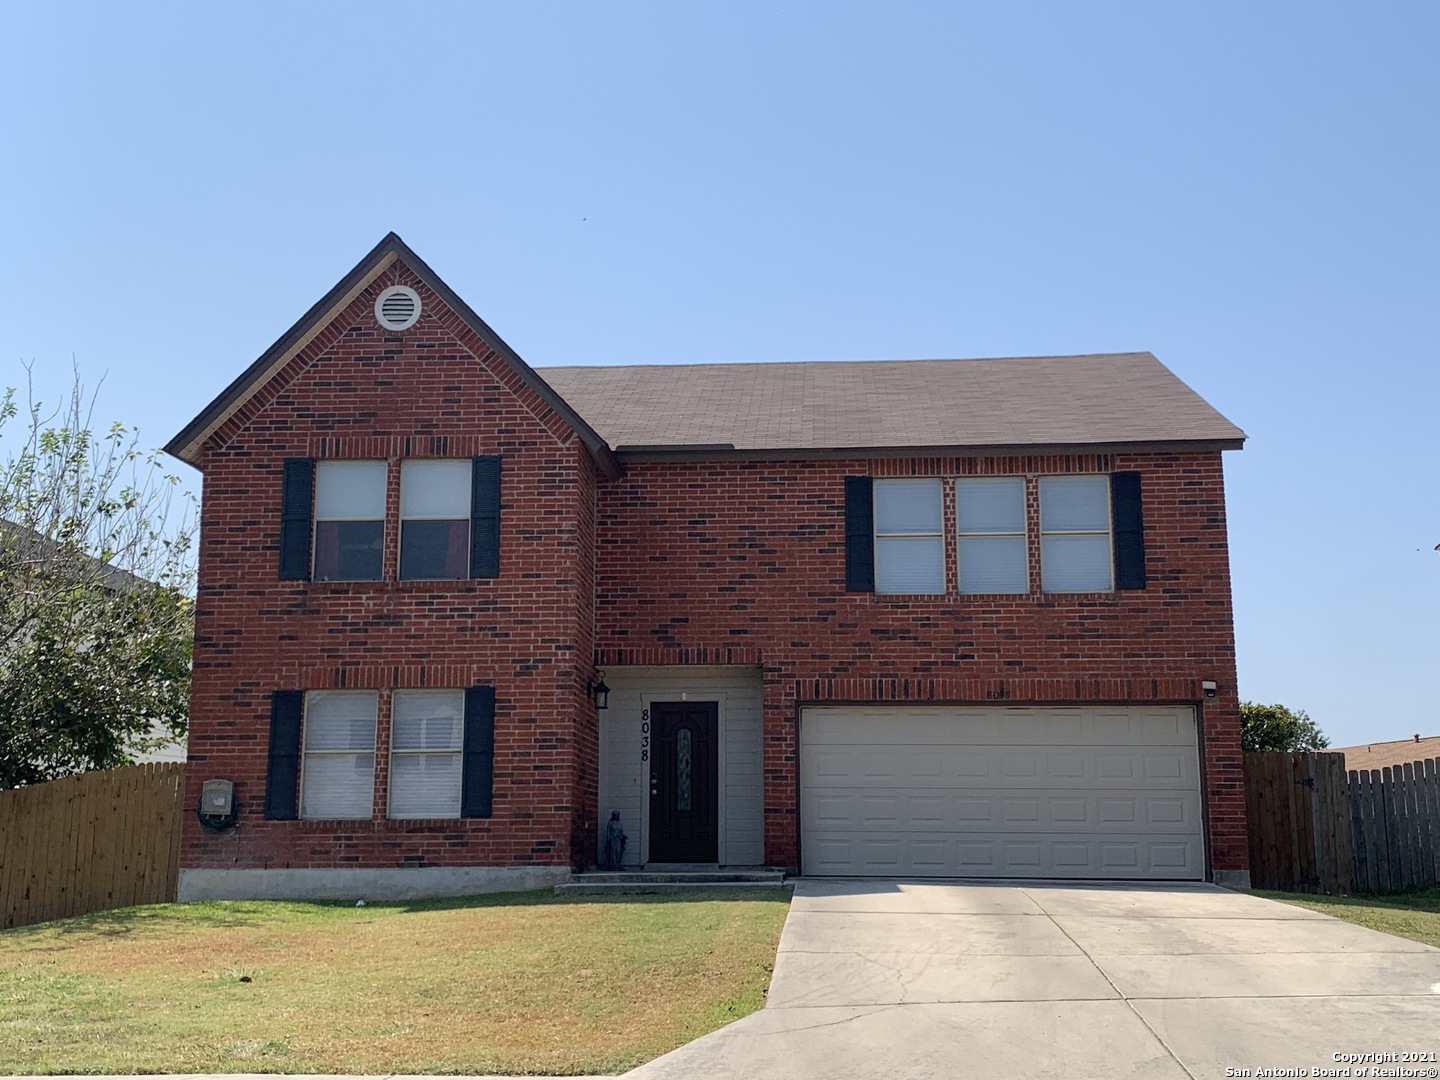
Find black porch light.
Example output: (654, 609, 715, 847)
(590, 670, 611, 710)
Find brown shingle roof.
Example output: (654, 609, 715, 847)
(537, 352, 1245, 456)
(1332, 736, 1440, 773)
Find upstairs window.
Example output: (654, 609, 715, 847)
(389, 690, 465, 818)
(1039, 475, 1113, 592)
(314, 461, 386, 581)
(280, 455, 500, 583)
(300, 691, 376, 819)
(956, 478, 1028, 593)
(399, 460, 472, 580)
(873, 479, 944, 594)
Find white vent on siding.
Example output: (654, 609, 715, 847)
(375, 286, 421, 331)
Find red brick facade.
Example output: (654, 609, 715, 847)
(593, 454, 1245, 873)
(180, 252, 1247, 880)
(182, 261, 601, 873)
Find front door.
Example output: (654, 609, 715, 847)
(648, 701, 718, 863)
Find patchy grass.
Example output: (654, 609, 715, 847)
(1253, 885, 1440, 949)
(0, 887, 791, 1075)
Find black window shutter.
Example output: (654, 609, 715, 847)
(1111, 471, 1147, 590)
(844, 475, 875, 592)
(461, 685, 496, 818)
(470, 456, 501, 578)
(279, 458, 315, 580)
(264, 690, 303, 820)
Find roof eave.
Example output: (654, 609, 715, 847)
(611, 437, 1246, 464)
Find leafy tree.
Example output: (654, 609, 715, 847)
(0, 367, 196, 788)
(1240, 701, 1329, 753)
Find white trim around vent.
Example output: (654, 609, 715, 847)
(375, 285, 422, 331)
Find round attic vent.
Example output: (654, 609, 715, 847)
(375, 286, 421, 331)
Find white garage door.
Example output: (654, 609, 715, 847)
(800, 705, 1204, 880)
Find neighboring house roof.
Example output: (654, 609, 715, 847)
(131, 719, 188, 764)
(163, 233, 621, 478)
(539, 353, 1245, 458)
(0, 520, 150, 593)
(1331, 736, 1440, 773)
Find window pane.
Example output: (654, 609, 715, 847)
(389, 753, 462, 818)
(399, 520, 469, 580)
(957, 478, 1025, 534)
(393, 691, 465, 750)
(315, 520, 384, 581)
(875, 536, 944, 593)
(301, 752, 375, 818)
(401, 460, 472, 519)
(315, 461, 387, 520)
(304, 692, 376, 751)
(958, 535, 1028, 593)
(675, 728, 692, 812)
(874, 479, 942, 535)
(1041, 534, 1113, 592)
(1039, 475, 1110, 532)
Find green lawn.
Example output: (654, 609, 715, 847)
(0, 887, 792, 1076)
(1253, 885, 1440, 949)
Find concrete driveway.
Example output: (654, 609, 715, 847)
(626, 879, 1440, 1079)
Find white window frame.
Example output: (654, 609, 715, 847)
(397, 459, 472, 582)
(1038, 474, 1114, 593)
(313, 460, 387, 581)
(873, 478, 946, 595)
(388, 689, 465, 820)
(954, 477, 1029, 594)
(299, 690, 377, 820)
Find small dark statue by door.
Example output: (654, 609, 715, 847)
(649, 701, 718, 863)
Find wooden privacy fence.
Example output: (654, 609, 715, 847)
(1244, 752, 1353, 893)
(0, 763, 185, 929)
(1350, 757, 1440, 893)
(1245, 751, 1440, 894)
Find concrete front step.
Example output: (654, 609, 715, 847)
(573, 870, 786, 884)
(555, 869, 789, 896)
(556, 879, 790, 896)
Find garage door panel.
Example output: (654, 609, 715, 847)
(806, 748, 1198, 789)
(802, 787, 1201, 832)
(803, 830, 1203, 878)
(800, 705, 1203, 881)
(806, 707, 1197, 746)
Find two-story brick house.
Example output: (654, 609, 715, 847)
(167, 233, 1250, 899)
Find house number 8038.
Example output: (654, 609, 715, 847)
(640, 710, 649, 762)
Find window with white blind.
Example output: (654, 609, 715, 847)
(873, 479, 945, 594)
(1039, 475, 1113, 592)
(300, 691, 377, 819)
(399, 460, 471, 581)
(314, 461, 386, 581)
(956, 478, 1028, 593)
(389, 690, 465, 818)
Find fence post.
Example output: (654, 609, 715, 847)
(1425, 759, 1440, 883)
(1320, 754, 1350, 894)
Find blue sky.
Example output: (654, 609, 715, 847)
(3, 2, 1435, 748)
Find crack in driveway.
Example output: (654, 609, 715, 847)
(1021, 886, 1200, 1080)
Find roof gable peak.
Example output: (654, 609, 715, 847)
(164, 234, 619, 478)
